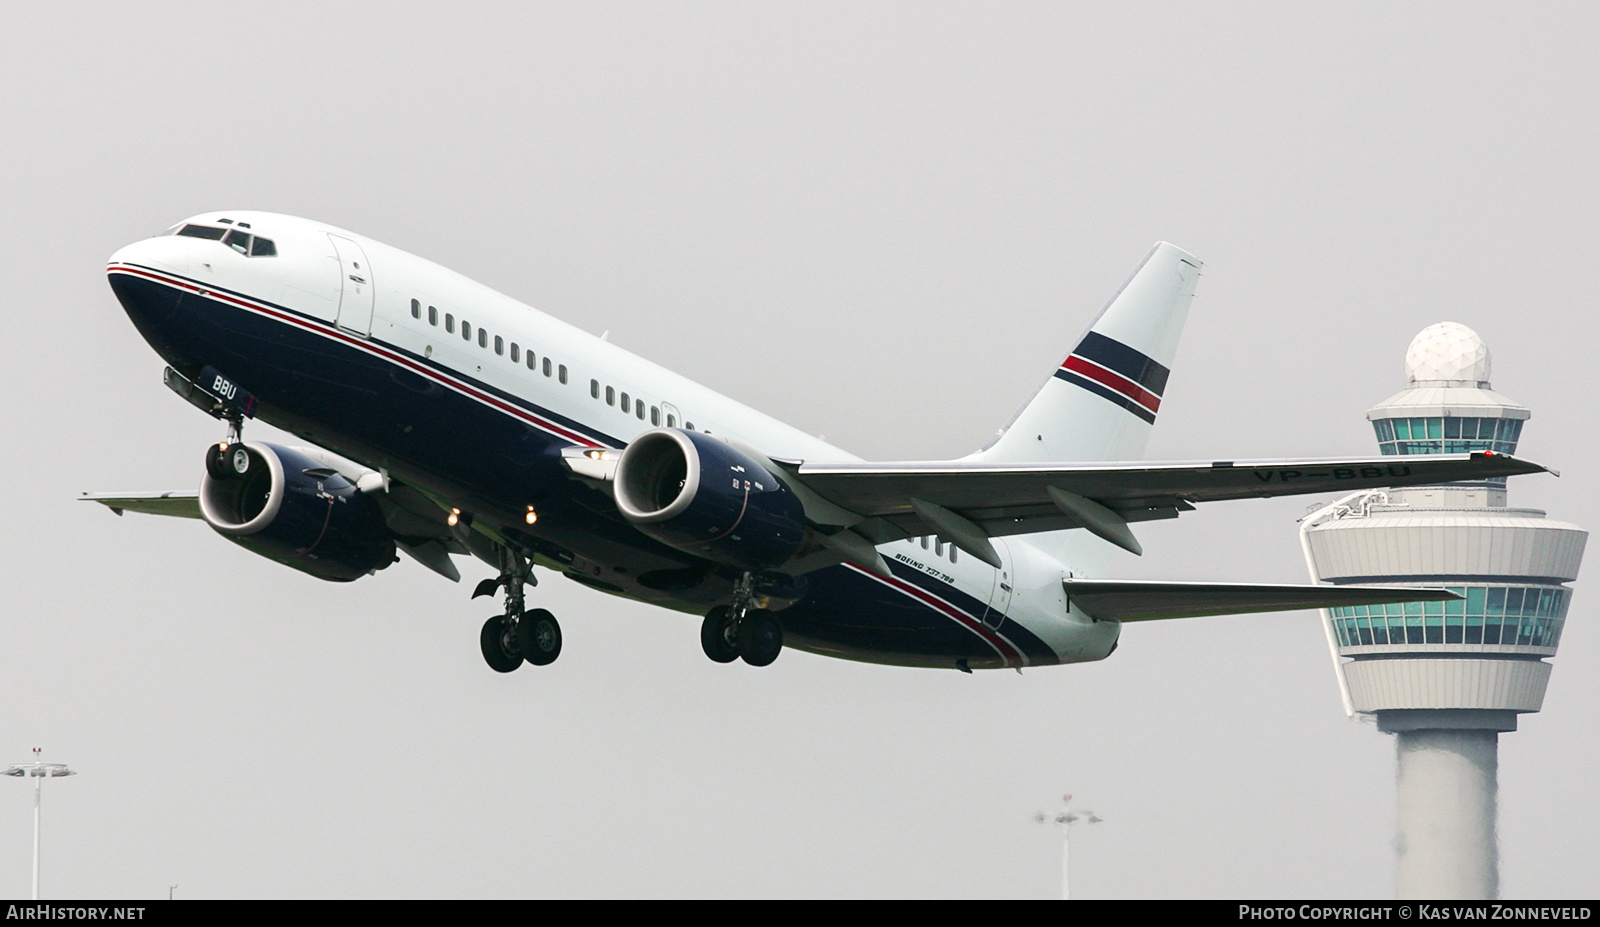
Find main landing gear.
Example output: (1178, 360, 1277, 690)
(700, 573, 784, 667)
(476, 547, 562, 673)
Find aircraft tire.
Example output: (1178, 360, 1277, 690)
(738, 611, 783, 667)
(518, 609, 562, 666)
(700, 606, 739, 664)
(480, 615, 523, 673)
(204, 444, 231, 480)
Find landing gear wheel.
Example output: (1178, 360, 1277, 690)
(204, 444, 231, 480)
(479, 615, 523, 673)
(518, 609, 562, 666)
(228, 444, 252, 476)
(700, 606, 739, 664)
(737, 610, 783, 667)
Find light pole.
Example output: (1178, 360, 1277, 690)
(4, 749, 75, 900)
(1034, 794, 1101, 900)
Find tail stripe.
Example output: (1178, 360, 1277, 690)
(1052, 332, 1168, 424)
(1055, 370, 1157, 424)
(1071, 331, 1170, 395)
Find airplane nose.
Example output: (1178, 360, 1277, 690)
(108, 235, 191, 274)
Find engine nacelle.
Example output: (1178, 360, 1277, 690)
(614, 429, 807, 570)
(199, 442, 395, 582)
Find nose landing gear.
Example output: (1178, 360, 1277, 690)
(475, 547, 561, 672)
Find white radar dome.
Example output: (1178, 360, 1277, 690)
(1405, 322, 1491, 387)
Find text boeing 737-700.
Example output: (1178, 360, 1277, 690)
(87, 212, 1547, 673)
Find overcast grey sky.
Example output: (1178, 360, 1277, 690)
(1, 2, 1596, 898)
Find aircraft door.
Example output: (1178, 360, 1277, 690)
(661, 402, 683, 428)
(980, 537, 1013, 629)
(329, 234, 375, 337)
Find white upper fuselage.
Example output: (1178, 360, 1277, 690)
(118, 211, 851, 462)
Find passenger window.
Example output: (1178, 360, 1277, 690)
(510, 343, 519, 362)
(558, 365, 567, 384)
(591, 380, 600, 399)
(666, 414, 676, 427)
(223, 230, 251, 254)
(479, 329, 488, 349)
(542, 358, 551, 377)
(636, 399, 645, 420)
(949, 546, 958, 564)
(494, 335, 504, 355)
(650, 406, 660, 426)
(620, 392, 630, 411)
(685, 422, 694, 431)
(606, 386, 615, 406)
(462, 321, 472, 341)
(445, 314, 455, 334)
(428, 306, 438, 326)
(411, 299, 421, 319)
(526, 351, 536, 370)
(249, 237, 276, 257)
(920, 537, 929, 549)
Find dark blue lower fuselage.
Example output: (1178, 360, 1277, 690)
(109, 265, 1059, 669)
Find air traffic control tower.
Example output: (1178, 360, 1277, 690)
(1300, 323, 1586, 899)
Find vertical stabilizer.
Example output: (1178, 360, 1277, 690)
(977, 242, 1201, 465)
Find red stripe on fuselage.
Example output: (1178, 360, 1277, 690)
(844, 563, 1026, 667)
(108, 264, 606, 449)
(1060, 355, 1161, 414)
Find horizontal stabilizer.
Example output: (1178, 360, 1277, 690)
(79, 491, 201, 519)
(1062, 578, 1459, 623)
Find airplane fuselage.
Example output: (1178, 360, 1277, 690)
(108, 212, 1113, 670)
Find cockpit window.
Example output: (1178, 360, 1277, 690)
(177, 224, 227, 240)
(174, 223, 277, 256)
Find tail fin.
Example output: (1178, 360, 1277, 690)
(977, 242, 1201, 464)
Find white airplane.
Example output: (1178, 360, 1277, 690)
(89, 212, 1546, 673)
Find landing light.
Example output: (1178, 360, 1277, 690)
(525, 506, 538, 525)
(447, 507, 460, 527)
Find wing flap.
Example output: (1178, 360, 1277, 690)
(1063, 578, 1460, 622)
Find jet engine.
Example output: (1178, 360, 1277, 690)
(613, 428, 807, 570)
(199, 442, 395, 582)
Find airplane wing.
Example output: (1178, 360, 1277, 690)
(80, 485, 465, 582)
(79, 491, 202, 518)
(1060, 578, 1459, 622)
(788, 451, 1546, 564)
